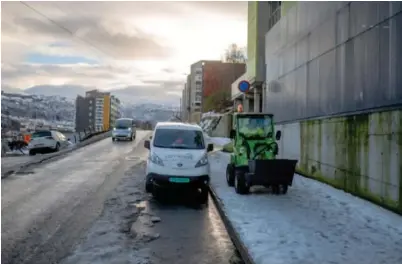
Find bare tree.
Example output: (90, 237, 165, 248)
(223, 43, 247, 63)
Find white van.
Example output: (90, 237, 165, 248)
(144, 122, 214, 203)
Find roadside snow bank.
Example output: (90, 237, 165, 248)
(208, 151, 402, 264)
(204, 134, 231, 147)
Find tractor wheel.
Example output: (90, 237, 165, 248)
(280, 185, 288, 194)
(234, 170, 249, 195)
(226, 164, 235, 187)
(272, 185, 280, 195)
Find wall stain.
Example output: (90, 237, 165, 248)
(299, 109, 401, 214)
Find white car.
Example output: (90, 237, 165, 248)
(144, 122, 214, 204)
(28, 130, 69, 155)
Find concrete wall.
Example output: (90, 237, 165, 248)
(275, 108, 402, 213)
(199, 113, 232, 138)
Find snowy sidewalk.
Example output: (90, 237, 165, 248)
(208, 151, 402, 264)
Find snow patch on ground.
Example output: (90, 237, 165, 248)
(61, 162, 159, 264)
(202, 111, 224, 118)
(209, 151, 402, 264)
(204, 135, 231, 147)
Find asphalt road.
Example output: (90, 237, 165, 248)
(1, 131, 149, 264)
(2, 131, 243, 264)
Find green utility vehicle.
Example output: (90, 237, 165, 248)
(226, 113, 298, 195)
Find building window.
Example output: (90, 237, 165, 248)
(89, 112, 92, 117)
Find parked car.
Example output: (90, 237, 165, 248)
(144, 122, 214, 204)
(112, 118, 137, 141)
(28, 130, 69, 155)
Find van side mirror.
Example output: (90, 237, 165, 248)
(144, 140, 150, 149)
(207, 143, 214, 152)
(230, 129, 235, 139)
(149, 135, 153, 139)
(275, 130, 282, 140)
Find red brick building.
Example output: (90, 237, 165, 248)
(202, 62, 245, 112)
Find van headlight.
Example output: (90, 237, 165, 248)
(149, 153, 164, 166)
(113, 127, 116, 131)
(127, 127, 132, 131)
(195, 154, 208, 168)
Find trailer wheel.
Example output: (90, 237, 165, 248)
(234, 170, 249, 194)
(226, 164, 235, 187)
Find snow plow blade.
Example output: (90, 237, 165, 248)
(247, 159, 298, 186)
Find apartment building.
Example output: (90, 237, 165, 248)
(110, 95, 121, 127)
(75, 90, 121, 132)
(180, 82, 190, 122)
(189, 61, 206, 114)
(202, 61, 245, 112)
(181, 60, 246, 121)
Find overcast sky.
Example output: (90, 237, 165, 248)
(1, 1, 247, 105)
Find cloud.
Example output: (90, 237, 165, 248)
(1, 1, 247, 105)
(8, 12, 173, 61)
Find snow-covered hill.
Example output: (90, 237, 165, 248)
(1, 91, 179, 131)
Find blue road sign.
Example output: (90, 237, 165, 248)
(238, 80, 250, 93)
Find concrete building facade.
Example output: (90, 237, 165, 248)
(75, 89, 121, 132)
(110, 95, 121, 127)
(75, 95, 95, 132)
(180, 82, 190, 122)
(263, 2, 402, 213)
(189, 61, 206, 115)
(232, 1, 283, 113)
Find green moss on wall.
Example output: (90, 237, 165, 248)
(299, 110, 401, 214)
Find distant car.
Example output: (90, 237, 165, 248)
(28, 130, 69, 155)
(112, 118, 137, 141)
(144, 122, 214, 204)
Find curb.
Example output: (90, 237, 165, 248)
(1, 131, 111, 179)
(208, 184, 256, 264)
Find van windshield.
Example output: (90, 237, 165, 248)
(153, 129, 205, 149)
(115, 119, 132, 129)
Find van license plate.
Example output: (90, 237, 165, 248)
(169, 177, 190, 183)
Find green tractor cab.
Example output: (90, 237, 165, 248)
(226, 112, 298, 195)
